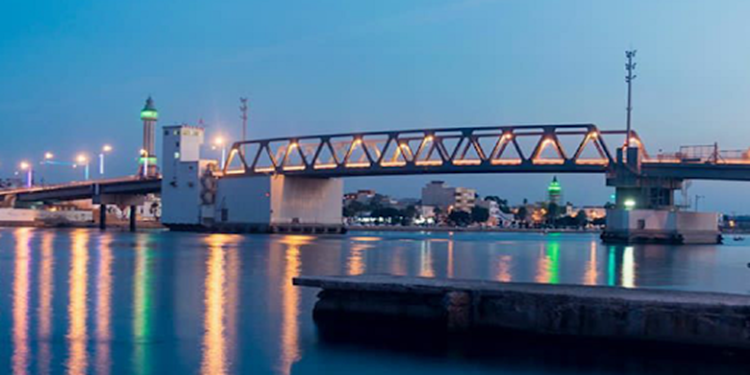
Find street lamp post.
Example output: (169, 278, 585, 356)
(213, 137, 227, 167)
(19, 162, 32, 188)
(140, 149, 149, 178)
(77, 154, 90, 181)
(100, 144, 113, 175)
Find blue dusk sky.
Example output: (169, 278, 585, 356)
(1, 0, 749, 212)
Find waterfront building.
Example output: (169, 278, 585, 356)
(476, 199, 501, 226)
(421, 181, 476, 212)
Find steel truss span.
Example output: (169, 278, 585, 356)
(224, 124, 639, 177)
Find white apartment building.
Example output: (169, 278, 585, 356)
(421, 181, 476, 212)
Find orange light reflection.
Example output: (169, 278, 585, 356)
(66, 229, 90, 375)
(38, 231, 54, 375)
(12, 228, 32, 375)
(95, 233, 113, 375)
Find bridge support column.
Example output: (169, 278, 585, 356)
(204, 175, 344, 233)
(99, 204, 107, 230)
(130, 205, 137, 232)
(603, 147, 720, 244)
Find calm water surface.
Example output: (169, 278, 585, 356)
(1, 228, 749, 374)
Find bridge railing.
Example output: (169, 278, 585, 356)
(223, 124, 640, 176)
(645, 144, 750, 165)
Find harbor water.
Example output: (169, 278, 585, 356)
(0, 228, 749, 374)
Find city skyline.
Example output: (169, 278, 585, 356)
(2, 0, 750, 212)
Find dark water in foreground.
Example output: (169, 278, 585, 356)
(0, 228, 749, 374)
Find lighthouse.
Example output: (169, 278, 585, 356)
(140, 96, 159, 177)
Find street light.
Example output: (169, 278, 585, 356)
(624, 199, 636, 210)
(76, 154, 90, 180)
(19, 161, 32, 188)
(99, 144, 113, 175)
(213, 136, 227, 167)
(44, 152, 54, 161)
(140, 149, 148, 178)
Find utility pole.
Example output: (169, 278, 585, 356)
(625, 50, 637, 148)
(239, 97, 249, 141)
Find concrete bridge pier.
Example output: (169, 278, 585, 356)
(603, 147, 720, 244)
(99, 204, 107, 230)
(94, 193, 146, 232)
(129, 205, 137, 232)
(210, 175, 344, 233)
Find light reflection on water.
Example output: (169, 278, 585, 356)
(12, 228, 31, 375)
(66, 229, 89, 375)
(37, 232, 54, 375)
(1, 228, 749, 374)
(95, 233, 113, 375)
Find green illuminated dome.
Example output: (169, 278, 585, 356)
(548, 176, 561, 194)
(140, 96, 158, 120)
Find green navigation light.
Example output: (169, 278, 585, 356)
(139, 156, 158, 165)
(548, 177, 561, 193)
(141, 96, 158, 120)
(140, 110, 158, 120)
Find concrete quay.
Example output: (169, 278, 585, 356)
(294, 275, 750, 350)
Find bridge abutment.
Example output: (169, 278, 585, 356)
(603, 148, 720, 244)
(212, 175, 344, 233)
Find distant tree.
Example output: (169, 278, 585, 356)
(575, 209, 588, 227)
(371, 207, 403, 224)
(471, 206, 490, 223)
(448, 210, 471, 227)
(401, 205, 418, 226)
(554, 215, 577, 228)
(485, 196, 511, 214)
(546, 203, 560, 223)
(343, 200, 366, 217)
(432, 206, 443, 223)
(516, 206, 528, 223)
(403, 205, 418, 219)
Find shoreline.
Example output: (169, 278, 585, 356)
(346, 225, 601, 234)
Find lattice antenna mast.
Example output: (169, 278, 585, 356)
(239, 97, 249, 156)
(240, 97, 249, 142)
(625, 50, 637, 148)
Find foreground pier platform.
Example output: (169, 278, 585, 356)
(294, 275, 750, 350)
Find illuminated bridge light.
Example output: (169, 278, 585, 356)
(415, 160, 443, 167)
(381, 161, 407, 167)
(313, 164, 337, 170)
(491, 159, 522, 165)
(575, 159, 609, 165)
(345, 162, 370, 168)
(282, 166, 306, 171)
(254, 167, 275, 173)
(532, 159, 565, 165)
(452, 159, 482, 166)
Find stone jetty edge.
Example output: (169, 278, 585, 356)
(294, 275, 750, 350)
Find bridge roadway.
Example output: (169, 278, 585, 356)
(2, 124, 750, 203)
(0, 176, 161, 203)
